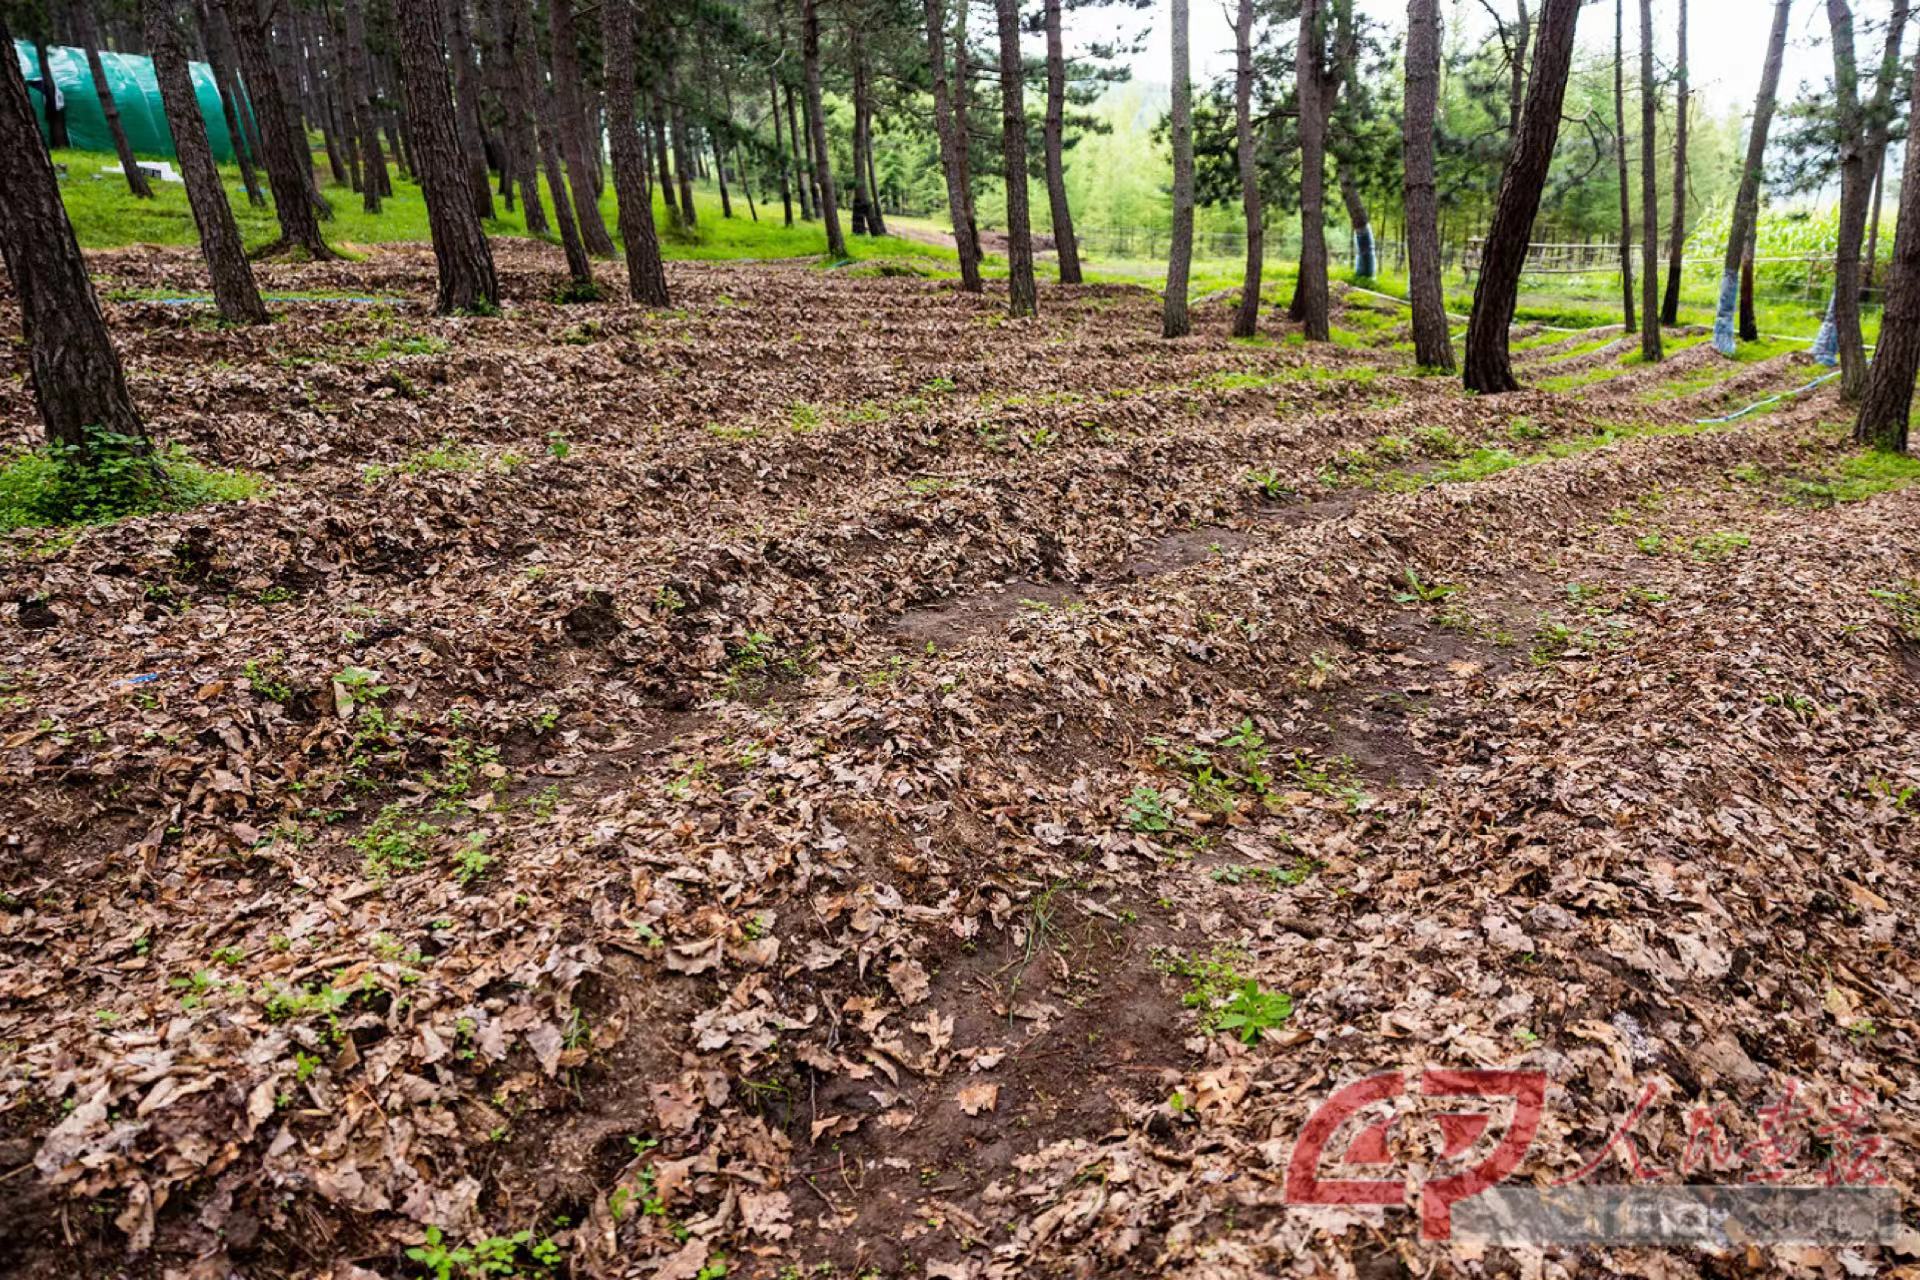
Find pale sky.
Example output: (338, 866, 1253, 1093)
(1067, 0, 1881, 117)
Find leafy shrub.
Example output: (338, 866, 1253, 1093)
(0, 427, 262, 533)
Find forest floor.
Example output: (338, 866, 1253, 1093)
(2, 243, 1918, 1280)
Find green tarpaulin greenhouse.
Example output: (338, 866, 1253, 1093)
(12, 39, 241, 163)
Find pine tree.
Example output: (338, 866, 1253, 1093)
(1462, 0, 1582, 393)
(1402, 0, 1451, 369)
(0, 13, 149, 454)
(143, 0, 269, 326)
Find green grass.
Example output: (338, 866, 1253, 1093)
(53, 149, 951, 269)
(56, 148, 1878, 342)
(1735, 449, 1920, 506)
(0, 429, 263, 533)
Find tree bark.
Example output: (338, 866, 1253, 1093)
(299, 10, 350, 188)
(1403, 0, 1450, 368)
(1659, 0, 1688, 324)
(443, 0, 496, 222)
(783, 82, 812, 219)
(995, 0, 1036, 316)
(1162, 0, 1193, 335)
(32, 35, 68, 148)
(770, 69, 794, 227)
(70, 0, 154, 197)
(803, 0, 847, 258)
(1854, 43, 1920, 449)
(1739, 226, 1759, 340)
(194, 0, 266, 205)
(602, 0, 668, 305)
(953, 11, 982, 261)
(1638, 0, 1661, 361)
(666, 65, 699, 227)
(342, 0, 388, 214)
(499, 0, 547, 230)
(1818, 0, 1908, 399)
(1042, 0, 1081, 282)
(651, 101, 680, 228)
(1291, 0, 1330, 340)
(1232, 0, 1261, 338)
(1462, 0, 1581, 393)
(1713, 0, 1789, 354)
(1508, 0, 1530, 138)
(396, 0, 499, 312)
(508, 0, 591, 288)
(0, 11, 148, 452)
(1865, 146, 1886, 290)
(924, 0, 980, 289)
(145, 0, 269, 325)
(1612, 0, 1635, 331)
(862, 87, 886, 235)
(547, 0, 616, 255)
(229, 0, 335, 257)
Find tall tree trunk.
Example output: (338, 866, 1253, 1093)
(802, 0, 847, 258)
(783, 82, 812, 219)
(547, 0, 616, 255)
(326, 5, 363, 194)
(32, 35, 68, 148)
(500, 0, 547, 230)
(651, 101, 680, 228)
(145, 0, 269, 325)
(953, 12, 982, 261)
(1461, 0, 1581, 393)
(602, 0, 668, 305)
(702, 35, 735, 219)
(301, 12, 351, 187)
(194, 0, 265, 206)
(70, 0, 154, 197)
(342, 0, 387, 214)
(863, 96, 886, 235)
(1854, 43, 1920, 449)
(1042, 0, 1081, 282)
(1232, 0, 1261, 338)
(714, 132, 735, 218)
(1816, 0, 1908, 399)
(396, 0, 499, 312)
(444, 0, 495, 221)
(1162, 0, 1193, 335)
(229, 0, 335, 257)
(1506, 0, 1530, 139)
(850, 34, 879, 235)
(770, 69, 794, 227)
(995, 0, 1036, 316)
(1659, 0, 1688, 325)
(511, 0, 590, 283)
(0, 12, 148, 452)
(1291, 0, 1330, 340)
(925, 0, 981, 290)
(1865, 146, 1886, 291)
(1613, 0, 1636, 331)
(1739, 226, 1759, 340)
(1403, 0, 1451, 368)
(1713, 0, 1790, 354)
(666, 66, 699, 227)
(537, 86, 597, 293)
(1638, 0, 1661, 361)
